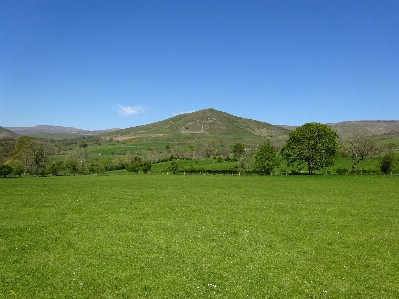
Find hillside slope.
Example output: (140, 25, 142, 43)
(103, 108, 290, 144)
(328, 121, 399, 138)
(0, 126, 19, 138)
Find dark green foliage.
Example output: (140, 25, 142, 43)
(335, 167, 349, 175)
(167, 159, 180, 173)
(281, 123, 338, 174)
(141, 160, 152, 174)
(63, 159, 80, 175)
(232, 142, 245, 160)
(88, 160, 105, 174)
(354, 166, 381, 175)
(126, 156, 142, 174)
(46, 161, 64, 176)
(126, 161, 141, 174)
(0, 164, 12, 178)
(380, 151, 397, 174)
(11, 162, 24, 177)
(253, 140, 279, 175)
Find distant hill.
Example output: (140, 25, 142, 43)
(102, 108, 290, 145)
(277, 121, 399, 138)
(5, 112, 399, 143)
(327, 121, 399, 138)
(5, 125, 120, 139)
(0, 126, 19, 138)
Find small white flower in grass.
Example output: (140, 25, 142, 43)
(208, 283, 216, 288)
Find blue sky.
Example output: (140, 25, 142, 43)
(1, 0, 398, 130)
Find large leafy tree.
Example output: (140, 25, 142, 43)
(281, 123, 338, 174)
(253, 140, 279, 175)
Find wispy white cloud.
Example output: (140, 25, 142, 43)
(173, 110, 195, 116)
(116, 105, 146, 117)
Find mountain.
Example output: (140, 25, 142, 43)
(0, 126, 19, 138)
(5, 125, 120, 139)
(102, 108, 290, 145)
(5, 111, 399, 143)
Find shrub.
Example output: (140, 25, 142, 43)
(354, 166, 381, 175)
(167, 159, 180, 173)
(380, 151, 397, 175)
(126, 161, 141, 174)
(0, 164, 13, 178)
(141, 160, 152, 174)
(335, 167, 349, 175)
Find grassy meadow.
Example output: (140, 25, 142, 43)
(1, 175, 398, 298)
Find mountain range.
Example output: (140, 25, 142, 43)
(3, 109, 399, 142)
(3, 126, 120, 139)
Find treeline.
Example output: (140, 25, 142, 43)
(1, 123, 399, 177)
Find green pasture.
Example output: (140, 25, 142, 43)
(87, 142, 169, 156)
(151, 159, 238, 173)
(1, 175, 398, 298)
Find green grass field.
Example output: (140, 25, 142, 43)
(1, 175, 398, 298)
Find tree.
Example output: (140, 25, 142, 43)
(141, 160, 152, 174)
(167, 159, 180, 173)
(237, 146, 256, 172)
(380, 151, 397, 174)
(64, 150, 88, 174)
(281, 123, 338, 174)
(0, 164, 13, 178)
(13, 136, 56, 175)
(88, 160, 105, 174)
(0, 137, 17, 164)
(232, 143, 245, 160)
(253, 140, 279, 175)
(126, 156, 142, 174)
(11, 162, 24, 177)
(46, 161, 64, 176)
(195, 142, 216, 159)
(340, 134, 380, 174)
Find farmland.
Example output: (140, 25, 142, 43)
(1, 175, 398, 298)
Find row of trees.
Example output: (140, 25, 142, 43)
(1, 122, 398, 177)
(239, 123, 397, 175)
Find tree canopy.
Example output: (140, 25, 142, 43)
(281, 123, 338, 174)
(253, 140, 279, 175)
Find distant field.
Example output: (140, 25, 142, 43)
(87, 142, 170, 155)
(1, 175, 398, 298)
(82, 141, 389, 174)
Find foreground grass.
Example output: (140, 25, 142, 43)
(1, 175, 398, 298)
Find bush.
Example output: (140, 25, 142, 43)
(335, 167, 349, 175)
(126, 161, 141, 174)
(0, 164, 13, 178)
(167, 160, 180, 173)
(12, 163, 25, 177)
(354, 166, 381, 175)
(141, 160, 152, 174)
(380, 151, 398, 175)
(46, 161, 64, 176)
